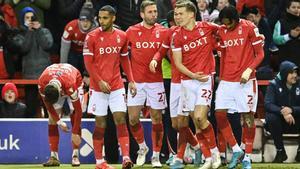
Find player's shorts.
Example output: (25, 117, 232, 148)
(170, 83, 181, 118)
(87, 88, 126, 116)
(178, 76, 213, 116)
(127, 82, 167, 110)
(215, 79, 258, 113)
(53, 87, 84, 113)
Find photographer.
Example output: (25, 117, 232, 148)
(19, 7, 53, 117)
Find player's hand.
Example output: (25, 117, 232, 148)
(128, 81, 137, 97)
(72, 133, 81, 146)
(281, 106, 292, 116)
(283, 114, 295, 125)
(57, 120, 69, 132)
(192, 72, 209, 82)
(240, 68, 253, 84)
(98, 80, 111, 94)
(149, 59, 158, 73)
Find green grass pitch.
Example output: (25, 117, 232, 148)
(0, 164, 300, 169)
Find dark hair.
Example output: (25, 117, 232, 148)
(287, 0, 300, 9)
(99, 5, 116, 16)
(167, 10, 175, 24)
(44, 84, 59, 104)
(241, 6, 259, 17)
(219, 5, 239, 22)
(175, 0, 197, 17)
(140, 0, 156, 13)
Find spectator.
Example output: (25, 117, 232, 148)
(0, 82, 26, 118)
(18, 7, 53, 117)
(0, 0, 18, 28)
(273, 0, 300, 66)
(209, 0, 230, 23)
(242, 6, 273, 71)
(5, 0, 51, 26)
(60, 7, 96, 74)
(236, 0, 265, 16)
(265, 0, 288, 31)
(196, 0, 211, 21)
(264, 61, 300, 163)
(0, 19, 16, 80)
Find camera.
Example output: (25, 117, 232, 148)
(31, 15, 38, 22)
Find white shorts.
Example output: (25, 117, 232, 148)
(87, 88, 127, 116)
(215, 79, 258, 113)
(127, 82, 167, 110)
(170, 83, 181, 118)
(53, 87, 85, 113)
(178, 76, 213, 116)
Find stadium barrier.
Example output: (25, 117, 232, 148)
(0, 118, 153, 164)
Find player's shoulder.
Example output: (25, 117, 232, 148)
(65, 19, 78, 29)
(86, 28, 100, 38)
(127, 23, 142, 32)
(240, 19, 256, 28)
(114, 28, 126, 36)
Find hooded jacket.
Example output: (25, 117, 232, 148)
(18, 7, 53, 79)
(264, 61, 300, 117)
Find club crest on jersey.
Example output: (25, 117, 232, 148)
(68, 26, 73, 31)
(117, 35, 121, 43)
(75, 33, 77, 37)
(138, 32, 142, 36)
(238, 27, 242, 35)
(198, 28, 204, 36)
(184, 36, 187, 40)
(100, 37, 104, 41)
(155, 31, 160, 38)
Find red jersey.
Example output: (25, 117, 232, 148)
(154, 26, 181, 83)
(38, 64, 82, 96)
(126, 23, 168, 83)
(218, 19, 264, 82)
(83, 27, 132, 92)
(62, 19, 88, 53)
(171, 21, 218, 80)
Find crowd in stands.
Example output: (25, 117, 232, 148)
(0, 0, 299, 165)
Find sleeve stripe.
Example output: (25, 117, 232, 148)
(83, 52, 94, 56)
(171, 48, 181, 52)
(121, 52, 129, 56)
(162, 44, 170, 48)
(252, 40, 263, 45)
(61, 38, 71, 43)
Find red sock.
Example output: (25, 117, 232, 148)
(215, 112, 237, 147)
(152, 123, 164, 152)
(49, 125, 59, 152)
(196, 133, 211, 158)
(244, 124, 256, 154)
(93, 126, 105, 159)
(116, 123, 130, 157)
(185, 127, 198, 147)
(72, 129, 81, 149)
(177, 127, 188, 159)
(129, 122, 145, 144)
(201, 123, 217, 149)
(217, 130, 226, 153)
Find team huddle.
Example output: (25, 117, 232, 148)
(38, 1, 264, 169)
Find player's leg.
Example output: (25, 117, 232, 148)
(43, 108, 61, 167)
(241, 112, 255, 169)
(147, 82, 167, 168)
(215, 81, 243, 169)
(110, 88, 133, 169)
(88, 90, 114, 169)
(127, 83, 148, 166)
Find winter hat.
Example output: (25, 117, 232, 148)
(20, 7, 37, 26)
(79, 7, 94, 21)
(1, 82, 18, 99)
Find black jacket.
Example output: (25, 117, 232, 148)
(264, 61, 300, 117)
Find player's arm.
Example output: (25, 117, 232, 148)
(120, 37, 136, 96)
(69, 88, 82, 135)
(83, 34, 103, 82)
(248, 27, 265, 70)
(60, 37, 71, 63)
(41, 96, 60, 122)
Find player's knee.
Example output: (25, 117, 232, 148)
(114, 116, 126, 125)
(171, 122, 179, 130)
(95, 117, 106, 128)
(129, 118, 139, 126)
